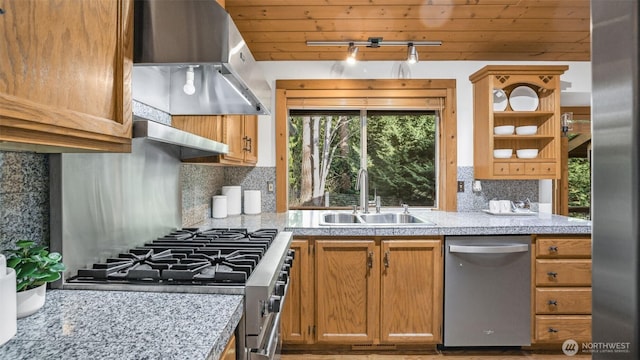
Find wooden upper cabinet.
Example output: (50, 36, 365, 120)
(242, 115, 259, 164)
(470, 66, 567, 180)
(0, 0, 133, 152)
(172, 114, 258, 166)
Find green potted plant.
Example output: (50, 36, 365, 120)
(5, 240, 65, 318)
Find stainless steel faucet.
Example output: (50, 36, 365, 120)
(356, 168, 369, 213)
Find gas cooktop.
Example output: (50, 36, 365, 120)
(66, 228, 279, 287)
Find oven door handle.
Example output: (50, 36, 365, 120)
(249, 312, 281, 360)
(449, 244, 529, 254)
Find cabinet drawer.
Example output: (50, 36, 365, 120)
(508, 163, 524, 175)
(537, 237, 592, 258)
(524, 163, 556, 176)
(493, 162, 526, 176)
(536, 259, 592, 286)
(535, 288, 592, 314)
(493, 163, 511, 176)
(535, 315, 591, 343)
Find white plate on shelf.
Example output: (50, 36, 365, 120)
(483, 209, 538, 216)
(509, 86, 539, 111)
(493, 89, 508, 111)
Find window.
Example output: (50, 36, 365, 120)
(288, 109, 438, 209)
(274, 79, 458, 212)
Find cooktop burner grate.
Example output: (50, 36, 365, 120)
(69, 228, 278, 286)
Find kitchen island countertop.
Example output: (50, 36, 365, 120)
(196, 209, 591, 236)
(0, 290, 243, 360)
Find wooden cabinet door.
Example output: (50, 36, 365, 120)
(380, 240, 442, 344)
(315, 240, 378, 344)
(282, 240, 313, 344)
(222, 115, 245, 163)
(220, 334, 236, 360)
(172, 115, 223, 141)
(0, 0, 132, 152)
(243, 115, 259, 164)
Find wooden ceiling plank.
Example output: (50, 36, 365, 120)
(248, 41, 590, 53)
(254, 51, 589, 61)
(242, 31, 590, 43)
(232, 18, 589, 33)
(227, 0, 525, 6)
(228, 5, 589, 21)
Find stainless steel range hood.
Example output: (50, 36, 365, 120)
(132, 119, 228, 160)
(133, 0, 271, 115)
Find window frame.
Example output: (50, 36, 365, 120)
(275, 79, 458, 212)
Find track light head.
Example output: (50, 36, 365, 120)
(346, 42, 358, 64)
(407, 43, 419, 64)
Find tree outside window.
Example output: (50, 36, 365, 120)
(288, 109, 437, 209)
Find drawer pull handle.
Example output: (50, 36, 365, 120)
(548, 300, 558, 306)
(548, 246, 558, 252)
(548, 328, 559, 333)
(547, 271, 558, 278)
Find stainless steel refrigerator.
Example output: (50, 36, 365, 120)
(592, 1, 639, 359)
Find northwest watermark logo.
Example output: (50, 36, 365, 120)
(562, 339, 579, 356)
(562, 339, 631, 356)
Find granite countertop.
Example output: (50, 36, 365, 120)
(0, 290, 243, 360)
(195, 209, 591, 236)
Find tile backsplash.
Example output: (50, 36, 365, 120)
(0, 151, 50, 251)
(456, 166, 539, 212)
(0, 151, 535, 252)
(181, 165, 276, 227)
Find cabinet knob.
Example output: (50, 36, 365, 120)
(547, 271, 558, 278)
(548, 300, 558, 306)
(383, 251, 390, 269)
(548, 328, 559, 333)
(548, 246, 558, 252)
(367, 251, 374, 269)
(0, 8, 5, 15)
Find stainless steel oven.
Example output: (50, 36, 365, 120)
(61, 227, 294, 360)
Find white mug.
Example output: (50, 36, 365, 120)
(489, 200, 500, 213)
(499, 200, 512, 213)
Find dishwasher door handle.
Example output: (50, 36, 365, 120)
(449, 244, 529, 254)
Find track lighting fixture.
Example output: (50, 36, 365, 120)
(346, 42, 358, 64)
(183, 66, 196, 95)
(307, 37, 441, 63)
(407, 43, 419, 64)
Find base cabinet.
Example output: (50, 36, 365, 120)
(315, 240, 378, 344)
(281, 240, 313, 344)
(532, 235, 592, 344)
(380, 241, 442, 343)
(282, 237, 442, 347)
(220, 334, 236, 360)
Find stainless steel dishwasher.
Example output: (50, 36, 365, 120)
(444, 235, 531, 347)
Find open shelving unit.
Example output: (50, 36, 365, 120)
(470, 65, 568, 179)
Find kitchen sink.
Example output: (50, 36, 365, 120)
(359, 213, 430, 224)
(321, 213, 363, 224)
(319, 212, 435, 226)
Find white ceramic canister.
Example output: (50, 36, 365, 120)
(243, 190, 262, 215)
(212, 195, 228, 219)
(0, 254, 17, 346)
(221, 186, 242, 215)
